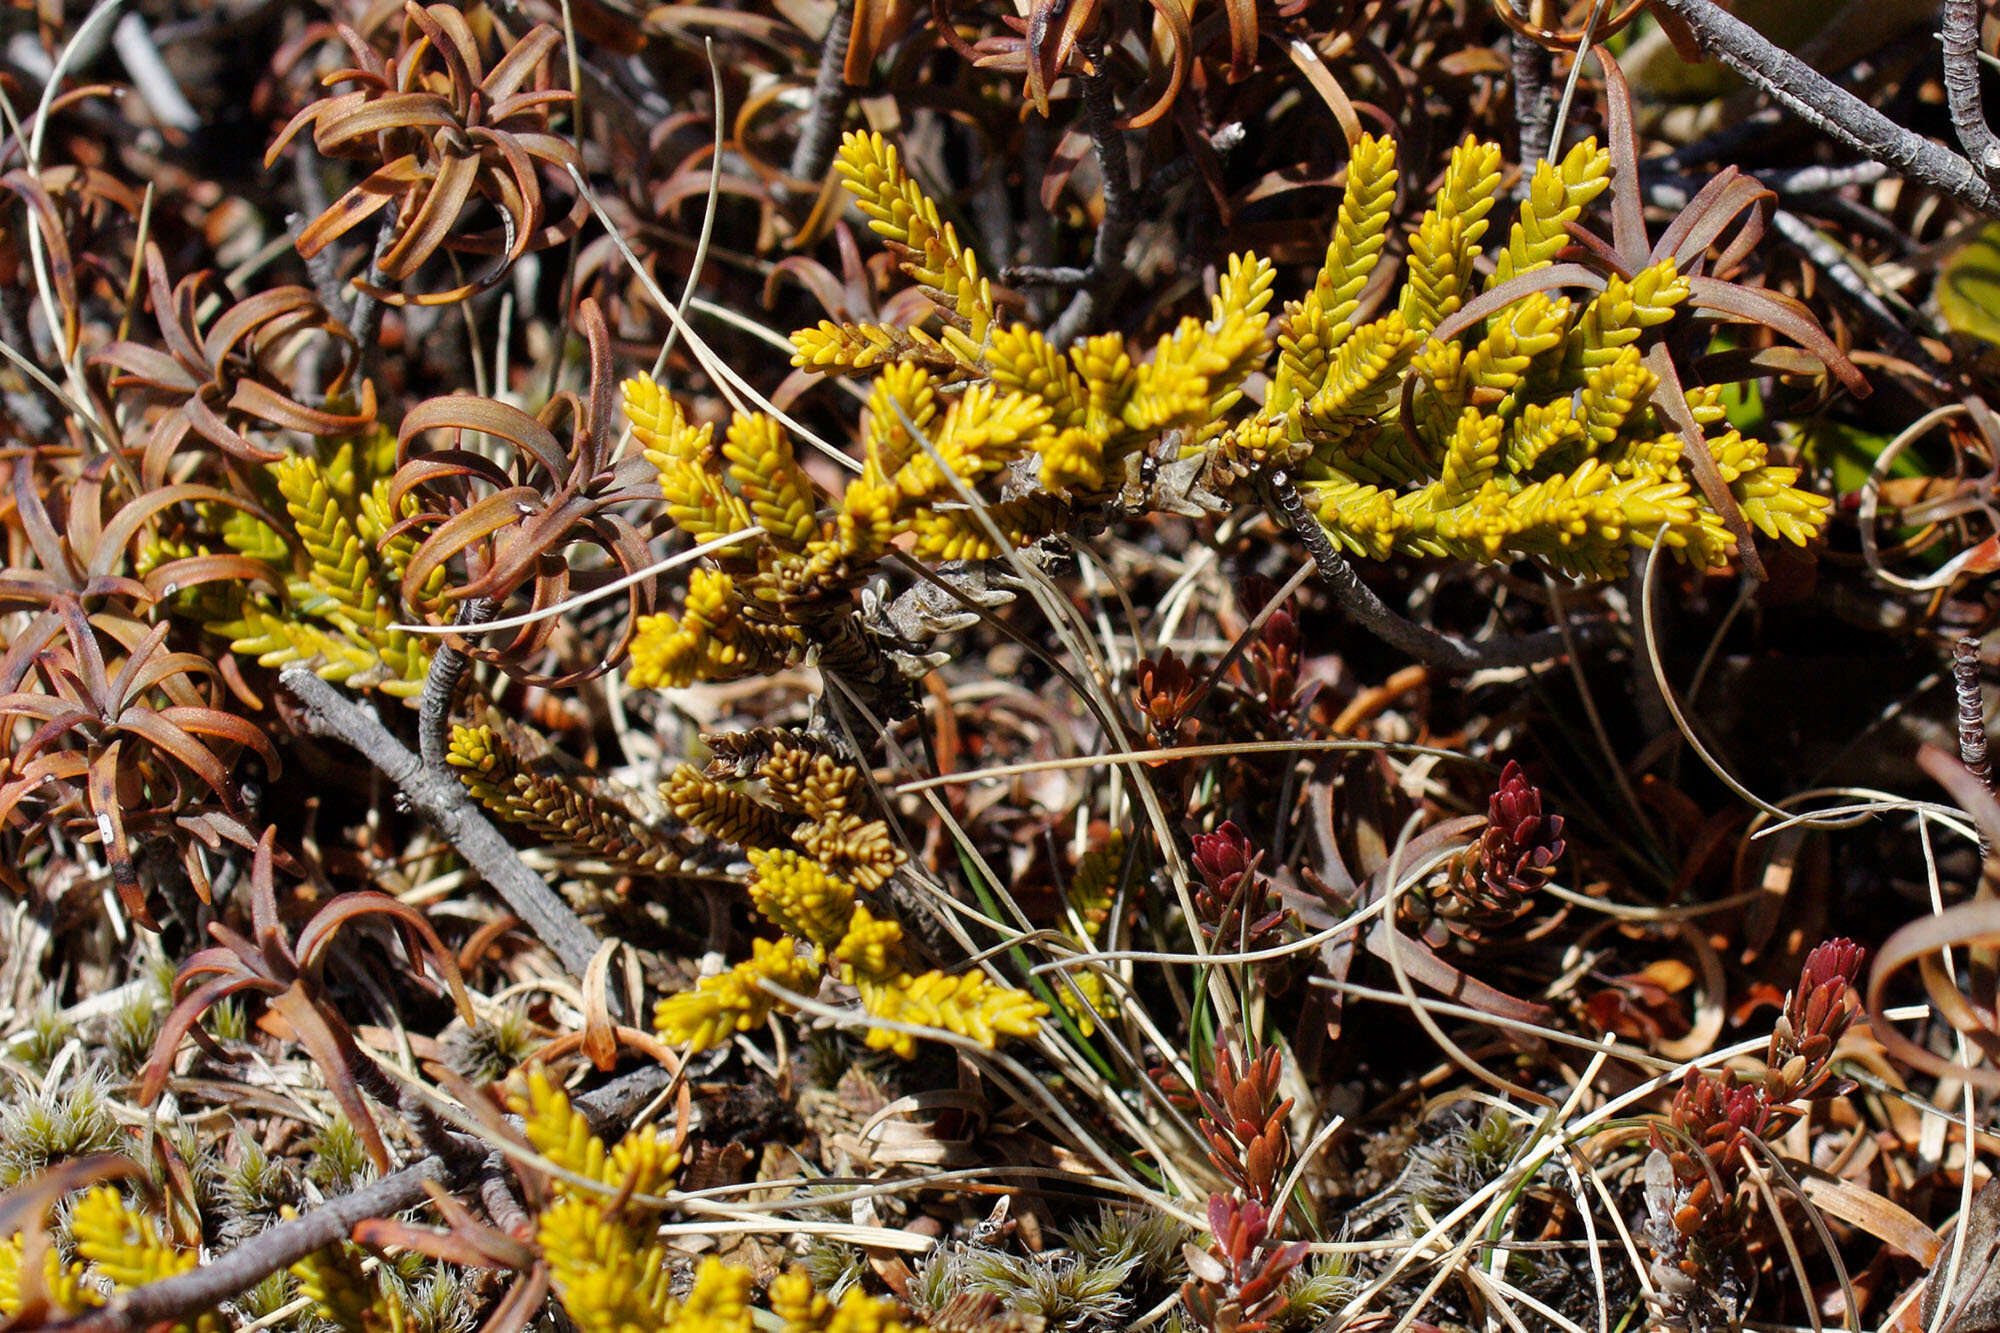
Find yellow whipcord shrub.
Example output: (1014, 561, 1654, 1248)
(446, 719, 707, 879)
(0, 1188, 219, 1331)
(515, 1069, 682, 1333)
(511, 1072, 916, 1333)
(1209, 133, 1829, 575)
(650, 833, 1046, 1059)
(618, 120, 1839, 1118)
(779, 128, 1834, 584)
(648, 735, 1045, 1059)
(291, 1239, 405, 1333)
(143, 428, 440, 699)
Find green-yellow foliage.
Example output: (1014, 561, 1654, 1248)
(513, 1070, 686, 1333)
(512, 1074, 916, 1333)
(446, 721, 693, 876)
(145, 428, 438, 699)
(0, 1234, 94, 1320)
(622, 122, 1838, 1076)
(651, 841, 1045, 1060)
(648, 739, 1043, 1060)
(1213, 134, 1826, 577)
(783, 128, 1833, 585)
(292, 1239, 404, 1333)
(0, 1188, 222, 1332)
(795, 132, 995, 370)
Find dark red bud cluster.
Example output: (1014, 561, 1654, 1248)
(1183, 1039, 1307, 1333)
(1433, 761, 1564, 938)
(1765, 938, 1863, 1100)
(1191, 822, 1288, 951)
(1182, 1195, 1309, 1333)
(1648, 938, 1865, 1253)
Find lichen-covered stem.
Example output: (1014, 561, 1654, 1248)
(1943, 0, 2000, 178)
(1958, 635, 1992, 789)
(281, 666, 604, 982)
(790, 0, 856, 185)
(1648, 0, 2000, 214)
(1511, 0, 1555, 167)
(54, 1068, 667, 1333)
(1050, 44, 1138, 346)
(419, 597, 496, 772)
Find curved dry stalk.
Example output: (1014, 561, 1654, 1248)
(1636, 539, 1883, 831)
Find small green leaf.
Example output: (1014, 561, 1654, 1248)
(1938, 222, 2000, 346)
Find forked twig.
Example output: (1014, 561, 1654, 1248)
(50, 1066, 670, 1333)
(280, 666, 604, 983)
(1647, 0, 2000, 214)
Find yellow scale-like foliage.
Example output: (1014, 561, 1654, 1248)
(794, 132, 995, 371)
(523, 1074, 675, 1333)
(756, 741, 904, 891)
(770, 1267, 920, 1333)
(291, 1239, 404, 1333)
(0, 1234, 96, 1320)
(447, 721, 688, 875)
(655, 841, 1046, 1058)
(632, 135, 1281, 691)
(0, 1187, 229, 1333)
(654, 935, 824, 1050)
(776, 126, 1832, 584)
(1200, 133, 1830, 577)
(854, 969, 1050, 1060)
(747, 847, 856, 948)
(146, 430, 438, 700)
(517, 1069, 682, 1199)
(625, 122, 1842, 1069)
(510, 1073, 921, 1333)
(641, 731, 1044, 1060)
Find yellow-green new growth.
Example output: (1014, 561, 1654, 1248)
(1219, 132, 1829, 578)
(653, 936, 822, 1051)
(156, 431, 437, 700)
(1491, 139, 1613, 285)
(291, 1240, 403, 1333)
(747, 847, 857, 950)
(447, 721, 692, 876)
(66, 1187, 224, 1333)
(1400, 137, 1505, 334)
(795, 130, 1275, 511)
(511, 1069, 693, 1333)
(0, 1233, 94, 1319)
(627, 375, 752, 545)
(642, 740, 1043, 1059)
(793, 132, 995, 371)
(784, 126, 1831, 584)
(770, 1267, 922, 1333)
(517, 1068, 681, 1199)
